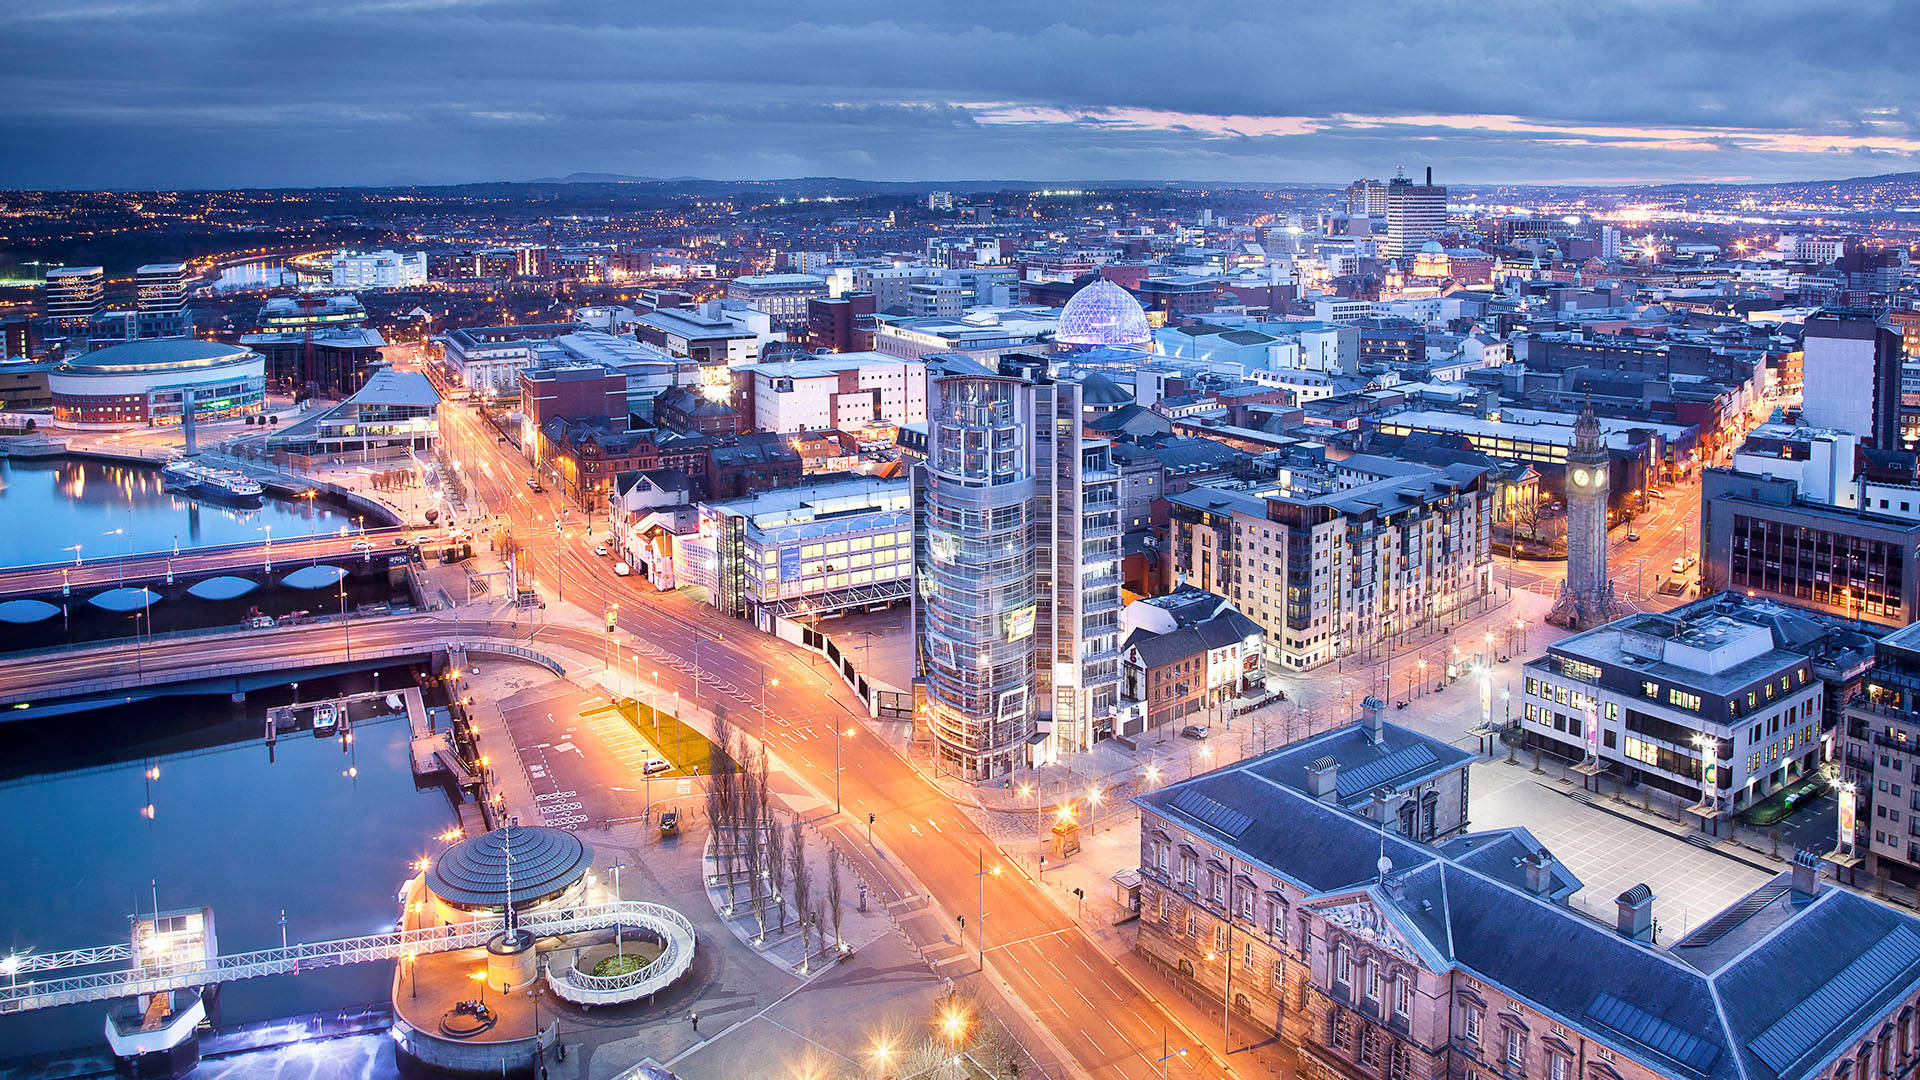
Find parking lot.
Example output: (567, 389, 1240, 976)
(498, 682, 707, 828)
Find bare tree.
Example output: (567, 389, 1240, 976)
(788, 822, 812, 965)
(826, 844, 844, 954)
(744, 776, 767, 942)
(766, 809, 789, 932)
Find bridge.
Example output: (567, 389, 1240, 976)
(0, 613, 561, 714)
(0, 899, 696, 1014)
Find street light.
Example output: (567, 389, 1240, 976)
(1019, 783, 1043, 843)
(833, 725, 855, 814)
(971, 851, 1001, 970)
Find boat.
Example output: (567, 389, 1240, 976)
(161, 460, 264, 506)
(312, 703, 338, 737)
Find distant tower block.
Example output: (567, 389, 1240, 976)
(1549, 403, 1622, 630)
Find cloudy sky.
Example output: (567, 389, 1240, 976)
(3, 1, 1917, 190)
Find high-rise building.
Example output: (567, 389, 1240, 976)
(912, 366, 1123, 781)
(1550, 404, 1622, 629)
(330, 250, 428, 290)
(135, 264, 190, 314)
(1383, 168, 1447, 260)
(726, 274, 828, 328)
(1345, 178, 1387, 217)
(1801, 308, 1902, 449)
(45, 266, 105, 322)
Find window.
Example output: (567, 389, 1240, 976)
(1390, 1044, 1412, 1080)
(1668, 689, 1702, 712)
(1240, 887, 1255, 920)
(1551, 1055, 1569, 1080)
(1396, 975, 1414, 1018)
(1366, 960, 1381, 1001)
(1464, 1007, 1482, 1044)
(1213, 925, 1227, 954)
(1359, 1026, 1381, 1068)
(1642, 680, 1660, 699)
(1186, 912, 1198, 938)
(1506, 1030, 1525, 1072)
(1272, 959, 1285, 989)
(1210, 871, 1225, 906)
(1244, 940, 1254, 968)
(1270, 901, 1288, 940)
(1332, 1012, 1353, 1051)
(1336, 944, 1352, 986)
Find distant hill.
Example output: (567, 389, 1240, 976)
(526, 172, 664, 184)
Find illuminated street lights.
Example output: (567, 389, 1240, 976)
(971, 851, 1001, 970)
(833, 725, 855, 814)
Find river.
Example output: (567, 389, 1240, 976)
(0, 457, 356, 570)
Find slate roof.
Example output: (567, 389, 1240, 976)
(1244, 719, 1474, 807)
(1135, 720, 1920, 1080)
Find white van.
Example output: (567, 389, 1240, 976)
(614, 562, 632, 577)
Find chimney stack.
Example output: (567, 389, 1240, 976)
(1363, 695, 1386, 744)
(1791, 849, 1822, 901)
(1523, 848, 1556, 897)
(1306, 756, 1340, 802)
(1615, 884, 1654, 943)
(1425, 166, 1433, 186)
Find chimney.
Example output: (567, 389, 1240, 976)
(1362, 695, 1386, 744)
(1425, 166, 1433, 186)
(1522, 848, 1556, 897)
(1306, 756, 1340, 802)
(1791, 849, 1822, 901)
(1615, 884, 1654, 943)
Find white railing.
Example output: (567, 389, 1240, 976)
(546, 906, 697, 1005)
(0, 900, 691, 1013)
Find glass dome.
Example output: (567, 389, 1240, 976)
(1056, 279, 1152, 350)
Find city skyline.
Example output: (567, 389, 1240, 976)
(3, 2, 1919, 190)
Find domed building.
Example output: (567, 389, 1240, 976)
(1056, 279, 1153, 352)
(49, 339, 265, 428)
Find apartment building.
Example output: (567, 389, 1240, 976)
(1168, 454, 1495, 670)
(911, 368, 1124, 780)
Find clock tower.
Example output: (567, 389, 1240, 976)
(1550, 403, 1621, 629)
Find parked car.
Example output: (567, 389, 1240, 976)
(1181, 724, 1209, 740)
(643, 757, 671, 775)
(1671, 556, 1695, 574)
(614, 562, 632, 577)
(594, 545, 609, 557)
(658, 809, 679, 836)
(1626, 530, 1641, 541)
(1647, 488, 1667, 499)
(526, 477, 543, 492)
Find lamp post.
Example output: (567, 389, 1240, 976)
(833, 725, 854, 814)
(1157, 1027, 1189, 1077)
(971, 850, 1001, 970)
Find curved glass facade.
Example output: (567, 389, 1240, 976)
(920, 377, 1038, 781)
(1055, 279, 1152, 350)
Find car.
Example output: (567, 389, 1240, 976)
(1671, 556, 1695, 574)
(350, 539, 374, 553)
(1181, 724, 1209, 740)
(658, 809, 679, 836)
(594, 545, 609, 557)
(642, 757, 671, 775)
(1626, 531, 1641, 541)
(392, 536, 411, 547)
(526, 477, 543, 492)
(1646, 488, 1666, 499)
(613, 562, 632, 577)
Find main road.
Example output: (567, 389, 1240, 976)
(413, 348, 1272, 1077)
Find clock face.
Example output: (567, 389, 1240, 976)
(1572, 468, 1590, 487)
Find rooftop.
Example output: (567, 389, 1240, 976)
(58, 339, 256, 373)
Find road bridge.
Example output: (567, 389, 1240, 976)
(0, 526, 430, 602)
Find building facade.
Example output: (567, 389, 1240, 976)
(1168, 456, 1495, 671)
(912, 370, 1124, 780)
(45, 266, 105, 322)
(1119, 586, 1265, 735)
(726, 274, 829, 328)
(330, 249, 428, 291)
(694, 475, 912, 625)
(1801, 309, 1902, 450)
(49, 340, 264, 428)
(739, 353, 927, 434)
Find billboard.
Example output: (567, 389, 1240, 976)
(778, 545, 803, 582)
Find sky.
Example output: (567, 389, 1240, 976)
(2, 1, 1917, 191)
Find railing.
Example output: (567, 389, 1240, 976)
(548, 905, 697, 1005)
(0, 899, 693, 1013)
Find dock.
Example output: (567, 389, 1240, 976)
(403, 688, 479, 788)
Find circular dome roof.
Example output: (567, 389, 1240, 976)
(1056, 280, 1151, 350)
(57, 340, 256, 375)
(1420, 240, 1446, 254)
(426, 823, 594, 908)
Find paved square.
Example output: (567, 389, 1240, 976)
(1469, 761, 1774, 938)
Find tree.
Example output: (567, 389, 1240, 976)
(744, 775, 767, 943)
(827, 844, 844, 954)
(788, 822, 811, 966)
(766, 808, 789, 932)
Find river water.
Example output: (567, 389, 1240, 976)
(0, 671, 454, 1065)
(0, 457, 356, 570)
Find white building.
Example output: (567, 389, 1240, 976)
(726, 273, 828, 326)
(742, 353, 927, 433)
(1732, 423, 1859, 507)
(694, 475, 913, 624)
(331, 250, 428, 290)
(872, 308, 1060, 362)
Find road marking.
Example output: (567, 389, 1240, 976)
(926, 817, 942, 833)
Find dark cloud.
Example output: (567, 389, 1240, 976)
(0, 1, 1916, 188)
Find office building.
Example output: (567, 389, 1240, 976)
(1133, 709, 1920, 1080)
(441, 322, 579, 394)
(805, 292, 877, 353)
(738, 353, 927, 434)
(240, 327, 386, 398)
(1345, 178, 1388, 217)
(330, 249, 428, 290)
(1383, 169, 1447, 260)
(1732, 423, 1859, 507)
(520, 365, 629, 468)
(1168, 455, 1495, 670)
(258, 294, 367, 331)
(1801, 308, 1903, 450)
(1702, 467, 1920, 628)
(265, 369, 439, 460)
(872, 308, 1061, 362)
(45, 267, 105, 322)
(694, 474, 912, 625)
(726, 273, 828, 328)
(1523, 591, 1877, 813)
(912, 368, 1124, 780)
(135, 264, 191, 314)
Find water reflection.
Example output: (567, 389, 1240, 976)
(0, 458, 353, 568)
